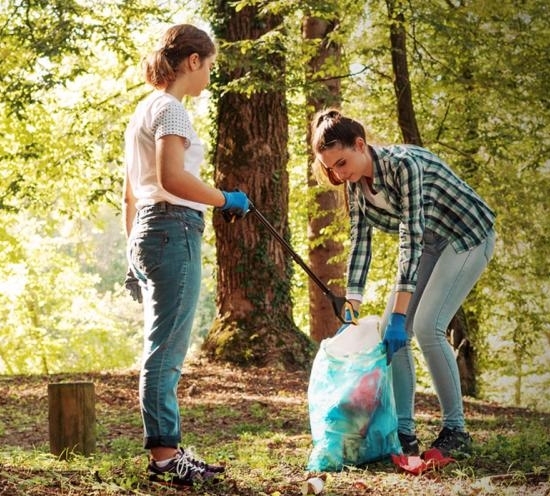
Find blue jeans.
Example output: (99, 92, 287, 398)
(382, 228, 496, 435)
(128, 203, 204, 449)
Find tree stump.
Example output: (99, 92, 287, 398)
(48, 382, 96, 458)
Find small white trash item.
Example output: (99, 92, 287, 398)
(301, 477, 324, 495)
(324, 315, 381, 357)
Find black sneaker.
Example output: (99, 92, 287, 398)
(430, 427, 472, 457)
(148, 448, 224, 487)
(398, 432, 420, 456)
(179, 447, 225, 474)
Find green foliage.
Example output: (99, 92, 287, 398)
(0, 212, 141, 374)
(0, 0, 168, 214)
(205, 0, 291, 97)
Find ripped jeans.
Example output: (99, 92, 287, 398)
(382, 228, 496, 435)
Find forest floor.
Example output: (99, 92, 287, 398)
(0, 358, 548, 495)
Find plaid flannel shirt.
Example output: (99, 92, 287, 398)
(346, 144, 495, 297)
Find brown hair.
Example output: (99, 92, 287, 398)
(142, 24, 216, 89)
(310, 108, 367, 186)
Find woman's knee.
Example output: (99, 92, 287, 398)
(412, 312, 448, 349)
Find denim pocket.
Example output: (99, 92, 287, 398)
(129, 230, 169, 276)
(179, 212, 205, 235)
(182, 217, 204, 235)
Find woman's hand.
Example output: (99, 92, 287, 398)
(383, 312, 408, 364)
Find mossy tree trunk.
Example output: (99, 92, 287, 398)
(202, 0, 314, 370)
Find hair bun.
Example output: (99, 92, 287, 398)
(325, 109, 341, 120)
(316, 108, 341, 127)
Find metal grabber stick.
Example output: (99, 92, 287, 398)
(246, 202, 357, 325)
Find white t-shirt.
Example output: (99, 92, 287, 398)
(124, 91, 207, 212)
(360, 177, 393, 212)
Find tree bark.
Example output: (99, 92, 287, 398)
(447, 307, 477, 396)
(303, 16, 347, 342)
(202, 1, 313, 370)
(386, 0, 422, 145)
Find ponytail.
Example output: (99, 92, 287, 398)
(142, 24, 216, 89)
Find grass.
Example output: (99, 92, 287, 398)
(0, 360, 548, 495)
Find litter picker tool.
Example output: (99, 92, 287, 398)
(228, 202, 357, 325)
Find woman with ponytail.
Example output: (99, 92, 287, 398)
(123, 24, 248, 487)
(310, 108, 495, 458)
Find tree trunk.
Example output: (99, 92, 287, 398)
(202, 1, 313, 370)
(447, 307, 477, 396)
(385, 0, 477, 395)
(386, 0, 422, 145)
(303, 16, 346, 342)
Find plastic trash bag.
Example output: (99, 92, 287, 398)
(307, 317, 402, 471)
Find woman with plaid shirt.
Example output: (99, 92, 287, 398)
(311, 109, 496, 457)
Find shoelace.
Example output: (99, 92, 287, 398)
(172, 451, 206, 478)
(180, 448, 214, 470)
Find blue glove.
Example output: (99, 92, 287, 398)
(335, 308, 359, 335)
(221, 189, 249, 220)
(383, 312, 408, 365)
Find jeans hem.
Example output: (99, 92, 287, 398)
(144, 436, 181, 450)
